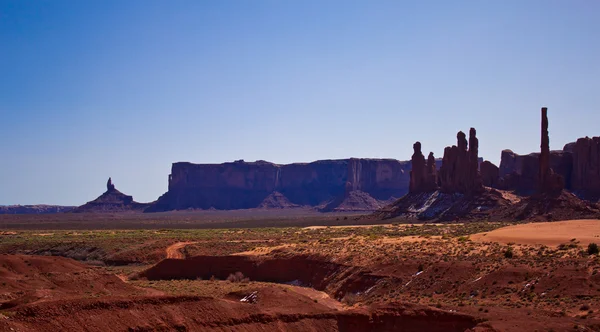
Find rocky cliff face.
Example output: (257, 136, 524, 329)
(497, 150, 572, 194)
(571, 136, 600, 197)
(489, 108, 600, 201)
(480, 161, 499, 188)
(147, 158, 443, 212)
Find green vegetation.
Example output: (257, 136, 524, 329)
(504, 246, 514, 258)
(0, 221, 513, 264)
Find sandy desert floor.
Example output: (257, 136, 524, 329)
(471, 219, 600, 246)
(1, 214, 600, 331)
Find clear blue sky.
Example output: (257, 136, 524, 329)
(1, 0, 599, 205)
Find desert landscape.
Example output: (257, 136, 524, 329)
(3, 1, 600, 331)
(1, 108, 600, 331)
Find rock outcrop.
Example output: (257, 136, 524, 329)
(497, 149, 572, 194)
(480, 161, 499, 188)
(0, 205, 75, 214)
(147, 158, 444, 212)
(538, 107, 565, 193)
(497, 108, 575, 195)
(257, 192, 300, 209)
(571, 136, 600, 197)
(439, 129, 484, 194)
(107, 177, 115, 191)
(73, 178, 149, 213)
(375, 127, 510, 221)
(409, 142, 437, 193)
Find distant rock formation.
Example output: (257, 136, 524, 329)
(408, 142, 437, 193)
(538, 107, 564, 193)
(439, 129, 484, 194)
(107, 177, 115, 191)
(497, 149, 572, 195)
(147, 158, 443, 212)
(0, 205, 75, 214)
(374, 127, 510, 221)
(257, 192, 300, 209)
(73, 178, 149, 213)
(480, 161, 499, 188)
(426, 152, 437, 188)
(489, 108, 600, 201)
(571, 136, 600, 197)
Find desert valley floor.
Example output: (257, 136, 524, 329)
(1, 212, 600, 331)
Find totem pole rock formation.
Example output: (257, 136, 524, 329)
(107, 177, 115, 191)
(468, 128, 483, 191)
(439, 128, 484, 194)
(538, 107, 564, 193)
(426, 152, 438, 189)
(409, 142, 438, 193)
(409, 142, 426, 193)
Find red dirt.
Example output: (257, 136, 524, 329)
(138, 252, 600, 331)
(165, 241, 197, 259)
(0, 255, 478, 332)
(0, 254, 140, 309)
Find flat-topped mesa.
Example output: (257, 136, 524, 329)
(539, 107, 565, 193)
(439, 129, 484, 195)
(150, 158, 421, 211)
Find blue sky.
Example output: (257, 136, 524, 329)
(1, 0, 599, 205)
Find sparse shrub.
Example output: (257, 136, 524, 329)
(504, 246, 514, 259)
(458, 236, 469, 243)
(227, 271, 249, 283)
(588, 243, 599, 255)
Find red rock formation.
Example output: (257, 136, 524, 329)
(107, 177, 115, 191)
(538, 107, 564, 193)
(468, 128, 483, 191)
(498, 149, 572, 194)
(74, 178, 149, 212)
(149, 159, 427, 211)
(439, 129, 483, 194)
(571, 136, 600, 195)
(409, 142, 426, 193)
(480, 161, 499, 188)
(409, 143, 438, 193)
(426, 152, 437, 189)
